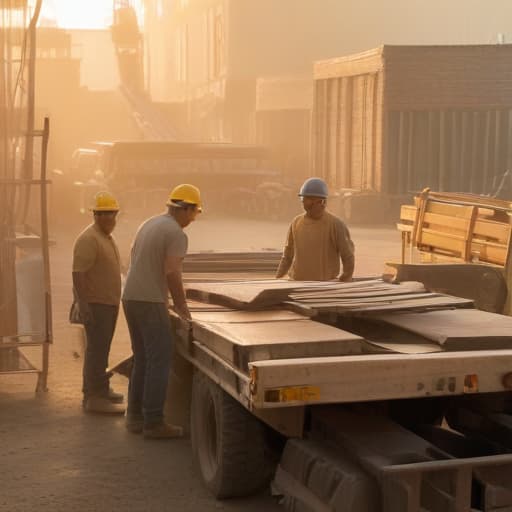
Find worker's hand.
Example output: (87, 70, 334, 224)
(339, 274, 353, 283)
(174, 306, 192, 323)
(79, 301, 94, 325)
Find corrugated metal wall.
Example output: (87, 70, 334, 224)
(385, 108, 512, 194)
(313, 45, 512, 196)
(313, 72, 383, 191)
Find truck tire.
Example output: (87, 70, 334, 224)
(190, 370, 270, 498)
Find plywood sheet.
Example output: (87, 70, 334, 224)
(191, 309, 304, 324)
(193, 318, 363, 371)
(374, 309, 512, 349)
(364, 340, 442, 354)
(186, 278, 472, 314)
(187, 279, 392, 309)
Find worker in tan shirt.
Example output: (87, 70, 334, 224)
(276, 178, 354, 281)
(72, 191, 124, 414)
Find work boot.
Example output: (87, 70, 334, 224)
(143, 422, 184, 439)
(125, 413, 144, 434)
(85, 396, 125, 414)
(108, 387, 124, 404)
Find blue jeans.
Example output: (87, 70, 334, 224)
(83, 303, 119, 399)
(122, 300, 173, 426)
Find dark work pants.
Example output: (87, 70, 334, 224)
(83, 303, 119, 399)
(122, 300, 173, 427)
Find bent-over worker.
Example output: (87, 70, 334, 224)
(122, 184, 201, 439)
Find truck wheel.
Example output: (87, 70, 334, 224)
(190, 370, 270, 498)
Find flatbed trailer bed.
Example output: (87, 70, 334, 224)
(159, 270, 512, 510)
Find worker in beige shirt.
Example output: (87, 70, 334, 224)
(72, 191, 124, 414)
(276, 178, 354, 281)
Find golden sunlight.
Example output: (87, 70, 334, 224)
(39, 0, 144, 29)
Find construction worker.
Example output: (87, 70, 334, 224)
(276, 177, 355, 281)
(122, 184, 201, 439)
(72, 191, 124, 414)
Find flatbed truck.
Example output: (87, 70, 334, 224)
(135, 254, 512, 512)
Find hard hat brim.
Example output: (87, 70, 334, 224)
(298, 193, 328, 198)
(166, 199, 202, 212)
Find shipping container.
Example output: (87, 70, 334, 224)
(312, 44, 512, 196)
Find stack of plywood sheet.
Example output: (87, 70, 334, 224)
(180, 279, 512, 375)
(190, 308, 363, 371)
(185, 278, 473, 312)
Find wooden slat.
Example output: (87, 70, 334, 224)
(473, 219, 511, 242)
(473, 241, 508, 266)
(423, 211, 470, 232)
(397, 222, 413, 233)
(400, 204, 417, 222)
(464, 206, 478, 261)
(419, 229, 466, 256)
(427, 191, 512, 210)
(426, 201, 475, 218)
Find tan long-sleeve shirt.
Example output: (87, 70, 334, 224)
(276, 211, 354, 281)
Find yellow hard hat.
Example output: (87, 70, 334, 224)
(166, 184, 202, 212)
(90, 191, 120, 212)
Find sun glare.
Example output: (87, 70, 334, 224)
(38, 0, 145, 29)
(40, 0, 113, 29)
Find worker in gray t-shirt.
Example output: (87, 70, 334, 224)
(122, 184, 202, 439)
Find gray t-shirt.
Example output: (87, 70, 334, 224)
(122, 214, 188, 303)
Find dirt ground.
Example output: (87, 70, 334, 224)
(0, 212, 401, 512)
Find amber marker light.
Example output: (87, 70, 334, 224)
(464, 374, 479, 393)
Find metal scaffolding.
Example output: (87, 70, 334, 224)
(0, 0, 51, 392)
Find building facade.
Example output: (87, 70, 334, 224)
(142, 0, 512, 154)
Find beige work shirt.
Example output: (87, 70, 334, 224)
(72, 224, 121, 305)
(276, 211, 355, 281)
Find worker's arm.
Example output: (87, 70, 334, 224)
(336, 220, 355, 282)
(166, 255, 191, 321)
(72, 271, 95, 324)
(275, 224, 294, 279)
(72, 236, 96, 324)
